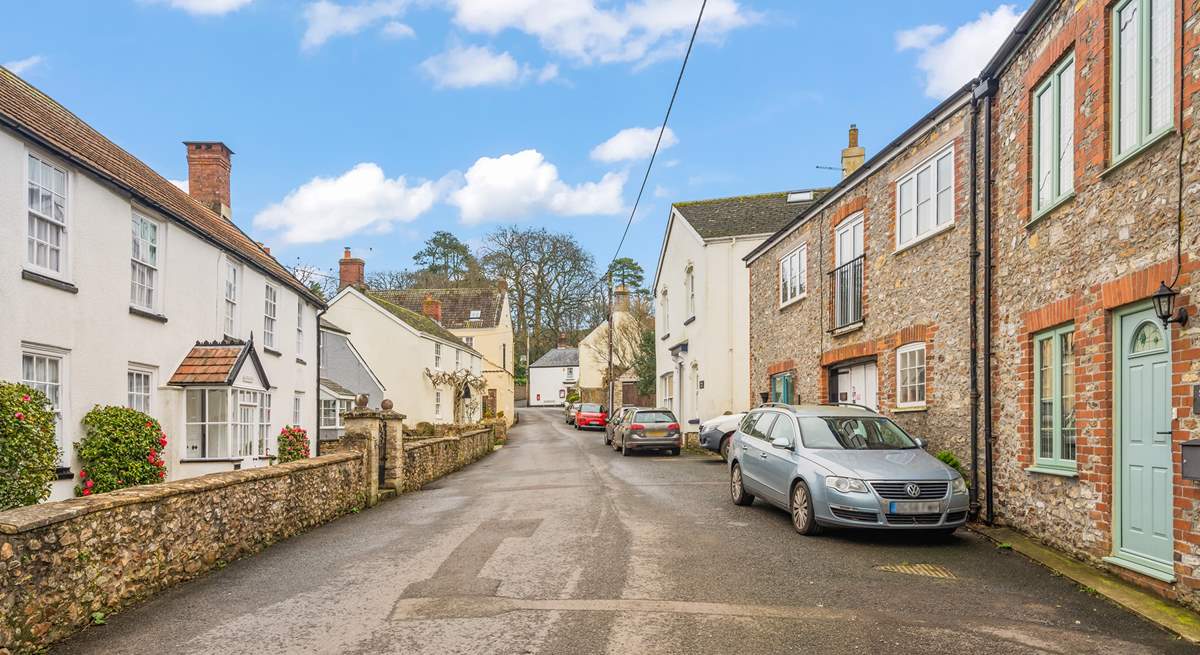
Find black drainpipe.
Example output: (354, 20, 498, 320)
(968, 86, 981, 515)
(315, 306, 326, 457)
(975, 76, 998, 525)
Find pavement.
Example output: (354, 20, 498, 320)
(56, 408, 1193, 654)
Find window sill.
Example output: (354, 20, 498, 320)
(779, 294, 807, 311)
(1025, 465, 1078, 478)
(1102, 129, 1176, 179)
(683, 316, 696, 326)
(830, 321, 864, 336)
(129, 306, 168, 323)
(55, 466, 74, 480)
(22, 269, 79, 294)
(894, 221, 955, 255)
(296, 358, 307, 366)
(660, 333, 671, 341)
(1027, 192, 1076, 229)
(180, 457, 244, 464)
(263, 347, 282, 357)
(892, 405, 927, 413)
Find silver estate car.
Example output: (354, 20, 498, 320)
(728, 403, 969, 535)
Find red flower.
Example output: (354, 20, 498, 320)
(158, 471, 166, 479)
(21, 394, 30, 402)
(159, 437, 168, 447)
(82, 488, 91, 496)
(85, 479, 94, 488)
(79, 470, 87, 479)
(145, 420, 153, 427)
(155, 459, 164, 467)
(14, 412, 24, 421)
(147, 453, 157, 463)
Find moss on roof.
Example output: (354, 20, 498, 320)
(670, 188, 829, 239)
(366, 293, 477, 353)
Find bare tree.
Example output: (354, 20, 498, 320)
(581, 295, 653, 385)
(288, 262, 338, 300)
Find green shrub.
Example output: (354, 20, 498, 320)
(76, 405, 168, 496)
(936, 450, 968, 482)
(0, 382, 60, 510)
(277, 425, 310, 463)
(412, 421, 435, 437)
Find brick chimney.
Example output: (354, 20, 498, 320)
(338, 247, 364, 291)
(558, 332, 568, 348)
(184, 141, 234, 219)
(613, 285, 630, 313)
(422, 293, 442, 323)
(841, 125, 865, 178)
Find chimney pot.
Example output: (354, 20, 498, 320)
(183, 141, 234, 219)
(338, 247, 365, 291)
(421, 293, 443, 323)
(840, 124, 865, 178)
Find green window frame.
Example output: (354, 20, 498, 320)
(1032, 324, 1077, 473)
(1111, 0, 1174, 162)
(1032, 54, 1075, 217)
(769, 372, 794, 404)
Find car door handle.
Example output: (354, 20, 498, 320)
(759, 452, 768, 459)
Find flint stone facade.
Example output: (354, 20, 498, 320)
(987, 0, 1200, 608)
(747, 94, 976, 460)
(0, 452, 367, 652)
(401, 427, 495, 492)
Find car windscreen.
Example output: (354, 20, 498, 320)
(634, 411, 675, 424)
(579, 404, 603, 413)
(798, 416, 918, 450)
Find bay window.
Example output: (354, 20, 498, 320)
(185, 388, 270, 459)
(320, 398, 352, 428)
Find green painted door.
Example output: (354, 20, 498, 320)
(1117, 307, 1174, 571)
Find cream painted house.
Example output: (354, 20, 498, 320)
(364, 280, 515, 426)
(0, 69, 322, 501)
(652, 191, 823, 433)
(577, 287, 633, 404)
(323, 285, 483, 425)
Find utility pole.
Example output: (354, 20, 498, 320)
(606, 271, 615, 412)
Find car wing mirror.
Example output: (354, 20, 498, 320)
(913, 437, 926, 449)
(771, 437, 792, 450)
(688, 418, 701, 425)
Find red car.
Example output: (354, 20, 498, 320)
(574, 403, 608, 430)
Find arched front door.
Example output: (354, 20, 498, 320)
(1113, 305, 1174, 580)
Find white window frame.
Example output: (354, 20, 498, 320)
(25, 151, 70, 279)
(320, 398, 352, 429)
(434, 343, 443, 369)
(434, 390, 443, 419)
(258, 393, 272, 457)
(895, 145, 955, 250)
(895, 342, 927, 409)
(565, 367, 576, 382)
(661, 372, 675, 411)
(224, 259, 240, 337)
(778, 244, 808, 308)
(263, 284, 278, 349)
(455, 349, 462, 371)
(685, 266, 696, 319)
(21, 345, 68, 466)
(295, 299, 305, 356)
(660, 289, 670, 331)
(293, 392, 303, 426)
(463, 336, 474, 348)
(1111, 0, 1174, 161)
(130, 211, 162, 313)
(1032, 54, 1076, 217)
(184, 387, 269, 459)
(127, 366, 154, 414)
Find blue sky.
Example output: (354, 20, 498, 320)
(2, 0, 1025, 284)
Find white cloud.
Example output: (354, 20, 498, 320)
(894, 24, 946, 52)
(421, 45, 521, 89)
(445, 0, 755, 66)
(301, 0, 408, 49)
(897, 4, 1023, 98)
(253, 163, 437, 244)
(381, 20, 415, 38)
(170, 179, 189, 193)
(449, 149, 626, 223)
(150, 0, 252, 15)
(590, 126, 677, 163)
(3, 55, 44, 75)
(536, 62, 559, 83)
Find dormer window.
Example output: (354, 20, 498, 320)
(469, 309, 482, 320)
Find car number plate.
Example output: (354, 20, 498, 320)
(645, 430, 667, 437)
(889, 501, 941, 514)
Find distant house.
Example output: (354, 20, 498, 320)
(652, 188, 823, 435)
(0, 68, 322, 501)
(576, 286, 634, 405)
(365, 280, 515, 426)
(528, 346, 579, 407)
(317, 318, 384, 443)
(324, 267, 483, 425)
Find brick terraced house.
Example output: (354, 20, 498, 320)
(742, 0, 1200, 609)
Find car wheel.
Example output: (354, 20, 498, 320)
(670, 448, 681, 456)
(789, 481, 822, 535)
(719, 436, 731, 461)
(730, 463, 754, 506)
(621, 440, 632, 456)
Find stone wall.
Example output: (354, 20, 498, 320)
(401, 428, 495, 492)
(986, 0, 1200, 609)
(0, 451, 367, 652)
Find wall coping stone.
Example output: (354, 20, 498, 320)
(0, 451, 361, 534)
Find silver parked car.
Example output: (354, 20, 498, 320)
(728, 404, 969, 535)
(564, 401, 579, 425)
(612, 408, 681, 456)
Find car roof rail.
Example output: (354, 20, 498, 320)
(756, 402, 793, 410)
(817, 402, 877, 412)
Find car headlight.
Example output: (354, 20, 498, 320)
(824, 476, 869, 494)
(951, 476, 968, 495)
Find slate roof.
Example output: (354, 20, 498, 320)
(365, 293, 479, 354)
(319, 318, 349, 334)
(529, 347, 579, 369)
(0, 68, 323, 306)
(320, 378, 356, 398)
(370, 287, 505, 329)
(672, 189, 827, 240)
(168, 339, 270, 387)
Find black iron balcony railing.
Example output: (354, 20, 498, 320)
(829, 255, 864, 329)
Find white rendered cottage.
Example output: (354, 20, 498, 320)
(0, 69, 322, 500)
(528, 347, 579, 407)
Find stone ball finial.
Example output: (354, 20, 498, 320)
(381, 399, 394, 411)
(355, 394, 369, 409)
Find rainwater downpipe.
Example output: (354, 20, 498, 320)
(315, 306, 326, 457)
(978, 77, 998, 525)
(968, 86, 981, 515)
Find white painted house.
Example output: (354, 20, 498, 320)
(0, 68, 322, 500)
(651, 190, 823, 432)
(528, 347, 579, 407)
(323, 279, 483, 425)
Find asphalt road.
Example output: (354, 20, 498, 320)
(56, 407, 1191, 654)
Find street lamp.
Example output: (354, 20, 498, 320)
(1151, 281, 1189, 328)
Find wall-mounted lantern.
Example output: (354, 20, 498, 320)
(1152, 282, 1188, 329)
